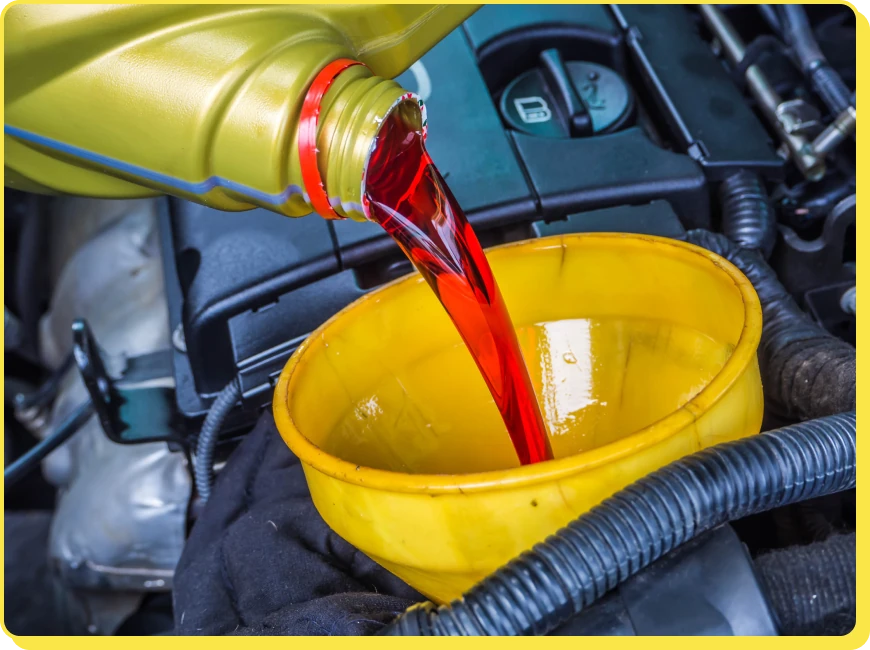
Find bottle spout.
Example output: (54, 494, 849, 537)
(298, 60, 424, 222)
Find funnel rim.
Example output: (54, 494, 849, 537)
(273, 232, 762, 495)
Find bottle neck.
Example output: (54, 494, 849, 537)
(310, 66, 424, 222)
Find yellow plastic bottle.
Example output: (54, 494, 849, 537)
(4, 4, 478, 221)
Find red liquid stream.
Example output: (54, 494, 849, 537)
(363, 109, 553, 465)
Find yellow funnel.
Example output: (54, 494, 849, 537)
(273, 233, 763, 603)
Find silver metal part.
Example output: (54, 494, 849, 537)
(36, 198, 191, 634)
(14, 402, 51, 435)
(812, 105, 857, 158)
(775, 99, 822, 136)
(699, 5, 825, 181)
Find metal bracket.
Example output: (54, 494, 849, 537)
(72, 319, 187, 446)
(775, 99, 823, 137)
(72, 319, 123, 440)
(770, 194, 856, 296)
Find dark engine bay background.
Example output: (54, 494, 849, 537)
(5, 4, 856, 637)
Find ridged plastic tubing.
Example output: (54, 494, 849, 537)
(194, 378, 241, 503)
(719, 171, 777, 259)
(382, 412, 856, 636)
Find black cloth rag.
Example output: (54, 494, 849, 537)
(172, 410, 422, 635)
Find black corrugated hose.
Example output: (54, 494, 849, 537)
(778, 5, 853, 116)
(684, 230, 855, 421)
(719, 171, 777, 259)
(688, 229, 855, 625)
(194, 378, 241, 504)
(381, 412, 855, 636)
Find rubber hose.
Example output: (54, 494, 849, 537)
(720, 171, 777, 259)
(810, 65, 854, 116)
(4, 400, 94, 487)
(779, 5, 853, 116)
(684, 230, 855, 421)
(759, 5, 782, 36)
(780, 5, 824, 68)
(13, 353, 74, 411)
(755, 532, 855, 635)
(194, 378, 241, 504)
(382, 412, 856, 636)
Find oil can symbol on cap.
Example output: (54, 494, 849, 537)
(514, 96, 552, 124)
(501, 54, 634, 139)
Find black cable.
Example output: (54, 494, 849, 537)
(11, 353, 75, 411)
(4, 400, 94, 487)
(194, 378, 241, 503)
(381, 412, 856, 635)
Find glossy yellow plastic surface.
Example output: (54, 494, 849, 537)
(273, 233, 763, 603)
(4, 4, 477, 218)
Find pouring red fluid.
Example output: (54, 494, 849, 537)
(363, 107, 553, 466)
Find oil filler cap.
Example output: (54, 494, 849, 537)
(500, 49, 633, 139)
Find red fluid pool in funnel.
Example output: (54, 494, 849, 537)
(363, 108, 553, 465)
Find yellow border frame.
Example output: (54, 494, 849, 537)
(0, 1, 864, 646)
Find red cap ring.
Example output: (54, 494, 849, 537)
(298, 58, 367, 220)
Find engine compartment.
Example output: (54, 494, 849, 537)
(164, 4, 853, 422)
(4, 4, 856, 637)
